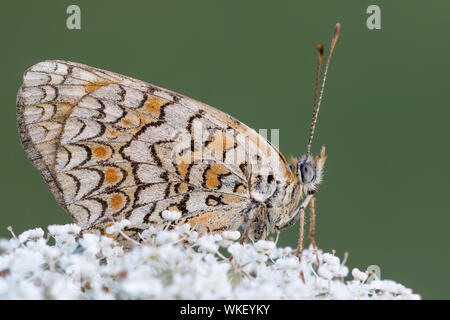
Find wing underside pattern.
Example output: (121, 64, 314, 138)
(17, 60, 288, 236)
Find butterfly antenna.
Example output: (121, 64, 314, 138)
(306, 23, 341, 159)
(306, 43, 324, 159)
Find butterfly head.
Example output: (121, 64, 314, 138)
(297, 145, 326, 195)
(267, 23, 340, 235)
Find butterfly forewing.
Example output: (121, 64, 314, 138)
(17, 60, 294, 238)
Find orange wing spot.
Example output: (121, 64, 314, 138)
(93, 146, 109, 159)
(85, 81, 111, 93)
(208, 131, 236, 157)
(211, 163, 229, 175)
(221, 194, 242, 205)
(144, 96, 167, 117)
(235, 185, 247, 194)
(59, 103, 75, 115)
(207, 198, 219, 206)
(178, 162, 189, 179)
(104, 167, 121, 184)
(204, 163, 230, 189)
(118, 112, 145, 129)
(110, 194, 124, 211)
(177, 183, 190, 193)
(176, 152, 199, 178)
(205, 171, 220, 189)
(107, 128, 119, 139)
(121, 118, 132, 126)
(188, 212, 219, 227)
(167, 205, 181, 213)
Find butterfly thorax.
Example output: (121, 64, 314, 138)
(241, 156, 302, 240)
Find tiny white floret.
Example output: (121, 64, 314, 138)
(161, 210, 181, 221)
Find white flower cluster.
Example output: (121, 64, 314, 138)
(0, 213, 420, 299)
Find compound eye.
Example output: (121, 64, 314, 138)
(299, 162, 314, 184)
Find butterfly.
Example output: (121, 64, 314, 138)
(17, 24, 340, 251)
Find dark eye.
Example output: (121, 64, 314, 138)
(299, 162, 314, 184)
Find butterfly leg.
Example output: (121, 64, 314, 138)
(296, 205, 305, 261)
(295, 194, 314, 261)
(308, 196, 316, 248)
(239, 203, 267, 244)
(308, 196, 320, 264)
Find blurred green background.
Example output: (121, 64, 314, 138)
(1, 0, 449, 299)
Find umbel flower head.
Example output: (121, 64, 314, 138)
(0, 211, 420, 300)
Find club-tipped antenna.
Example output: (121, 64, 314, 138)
(306, 23, 341, 159)
(306, 43, 324, 159)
